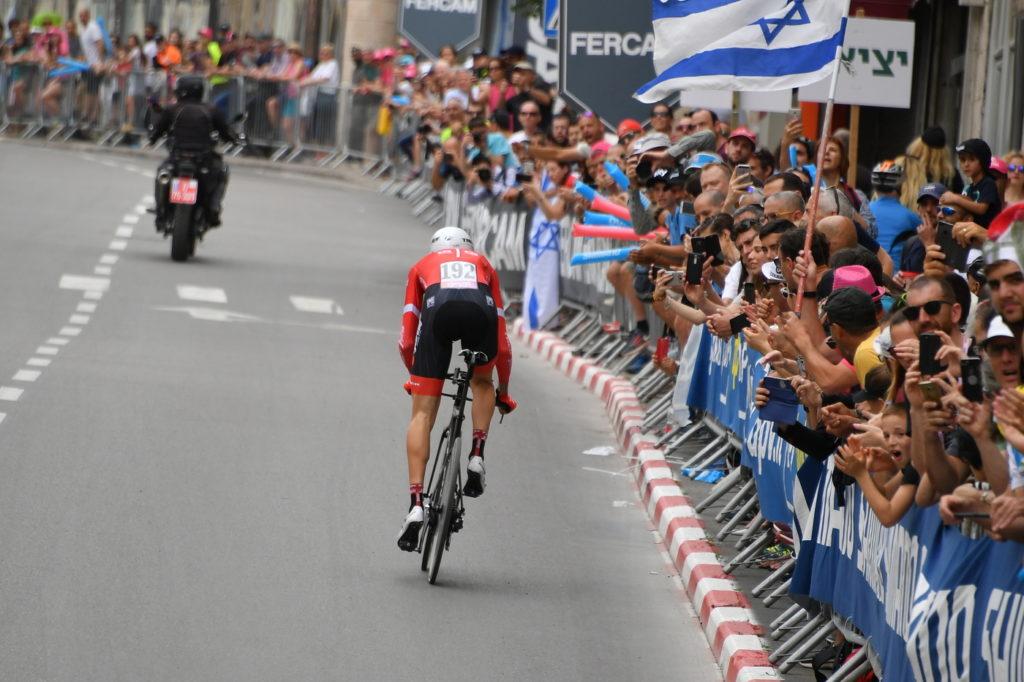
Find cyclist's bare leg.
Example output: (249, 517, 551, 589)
(469, 374, 496, 432)
(406, 394, 442, 484)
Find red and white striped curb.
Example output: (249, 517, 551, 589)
(515, 321, 780, 682)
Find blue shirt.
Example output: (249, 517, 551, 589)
(869, 196, 921, 268)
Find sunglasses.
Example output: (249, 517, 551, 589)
(987, 340, 1018, 355)
(676, 124, 695, 132)
(520, 110, 540, 117)
(652, 111, 671, 117)
(1009, 164, 1024, 172)
(902, 299, 949, 320)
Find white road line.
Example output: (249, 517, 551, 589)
(0, 413, 6, 424)
(59, 327, 82, 337)
(13, 370, 40, 382)
(46, 338, 69, 346)
(122, 214, 140, 224)
(69, 315, 90, 325)
(0, 387, 24, 401)
(115, 226, 134, 238)
(109, 240, 128, 251)
(83, 290, 104, 300)
(140, 194, 152, 203)
(36, 346, 59, 355)
(27, 358, 52, 367)
(290, 296, 344, 315)
(94, 266, 112, 276)
(124, 165, 140, 173)
(100, 253, 120, 265)
(77, 302, 97, 313)
(60, 274, 110, 292)
(139, 170, 155, 179)
(134, 204, 147, 214)
(177, 285, 227, 303)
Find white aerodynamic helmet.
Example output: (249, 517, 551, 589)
(430, 226, 474, 252)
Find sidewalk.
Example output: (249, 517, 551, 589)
(0, 134, 381, 190)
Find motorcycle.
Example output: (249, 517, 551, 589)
(151, 109, 245, 262)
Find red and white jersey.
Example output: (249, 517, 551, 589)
(398, 248, 511, 383)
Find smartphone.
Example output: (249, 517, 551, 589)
(691, 235, 721, 258)
(654, 337, 670, 362)
(729, 313, 751, 335)
(743, 282, 756, 304)
(736, 164, 752, 182)
(918, 380, 945, 403)
(935, 221, 970, 272)
(666, 270, 685, 287)
(918, 333, 945, 376)
(685, 252, 703, 285)
(515, 172, 533, 184)
(961, 357, 984, 402)
(759, 376, 799, 424)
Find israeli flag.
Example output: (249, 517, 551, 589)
(635, 0, 848, 102)
(522, 173, 561, 331)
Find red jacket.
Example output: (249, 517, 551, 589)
(398, 248, 512, 384)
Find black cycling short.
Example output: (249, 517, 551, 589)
(409, 287, 498, 396)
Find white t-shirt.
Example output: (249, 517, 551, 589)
(81, 21, 104, 65)
(142, 40, 158, 68)
(721, 261, 743, 303)
(308, 59, 340, 91)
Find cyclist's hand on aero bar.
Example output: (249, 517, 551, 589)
(496, 392, 517, 415)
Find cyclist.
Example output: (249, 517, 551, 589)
(397, 226, 516, 551)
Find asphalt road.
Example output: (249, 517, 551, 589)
(0, 141, 721, 682)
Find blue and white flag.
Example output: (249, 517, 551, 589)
(635, 0, 848, 102)
(522, 173, 561, 331)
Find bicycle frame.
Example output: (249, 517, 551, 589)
(419, 349, 487, 583)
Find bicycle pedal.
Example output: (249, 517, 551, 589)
(451, 509, 464, 534)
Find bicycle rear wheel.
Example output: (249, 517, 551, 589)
(426, 432, 461, 584)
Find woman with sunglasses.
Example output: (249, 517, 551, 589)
(650, 104, 673, 137)
(1004, 150, 1024, 206)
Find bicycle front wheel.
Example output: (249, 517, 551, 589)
(420, 427, 450, 572)
(427, 433, 461, 584)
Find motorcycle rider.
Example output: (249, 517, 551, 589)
(149, 74, 238, 229)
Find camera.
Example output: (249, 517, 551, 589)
(417, 123, 433, 134)
(635, 160, 652, 181)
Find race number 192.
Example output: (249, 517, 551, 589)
(440, 261, 477, 289)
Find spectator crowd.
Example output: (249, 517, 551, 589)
(365, 39, 1024, 583)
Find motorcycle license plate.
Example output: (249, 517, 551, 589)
(170, 178, 199, 204)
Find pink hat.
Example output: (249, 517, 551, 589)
(381, 47, 396, 58)
(590, 140, 612, 160)
(728, 127, 757, 145)
(198, 27, 214, 38)
(372, 49, 384, 61)
(831, 265, 885, 302)
(991, 156, 1009, 176)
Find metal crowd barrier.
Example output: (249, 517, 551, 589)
(0, 67, 386, 170)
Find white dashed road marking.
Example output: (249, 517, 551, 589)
(69, 315, 90, 325)
(95, 266, 112, 276)
(36, 346, 59, 356)
(122, 214, 140, 224)
(289, 296, 344, 315)
(83, 290, 103, 300)
(60, 327, 82, 337)
(46, 338, 69, 346)
(0, 387, 24, 401)
(27, 358, 52, 367)
(115, 227, 133, 239)
(60, 275, 110, 292)
(77, 302, 97, 313)
(13, 370, 40, 382)
(177, 286, 227, 303)
(109, 240, 128, 251)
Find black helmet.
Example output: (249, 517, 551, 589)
(871, 160, 904, 191)
(174, 75, 205, 102)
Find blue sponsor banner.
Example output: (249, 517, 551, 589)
(686, 329, 798, 524)
(742, 356, 799, 525)
(791, 460, 1024, 680)
(543, 0, 559, 37)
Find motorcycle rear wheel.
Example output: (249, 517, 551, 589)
(170, 204, 195, 262)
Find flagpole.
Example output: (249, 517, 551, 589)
(794, 38, 845, 316)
